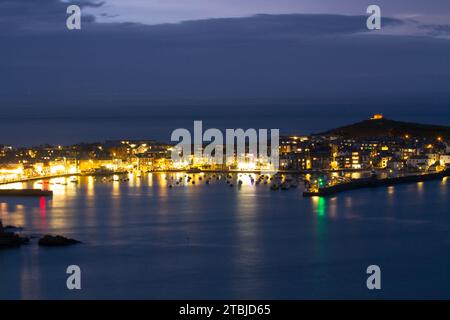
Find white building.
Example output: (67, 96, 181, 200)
(439, 154, 450, 166)
(406, 155, 436, 170)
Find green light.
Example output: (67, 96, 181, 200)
(317, 197, 326, 216)
(318, 177, 324, 188)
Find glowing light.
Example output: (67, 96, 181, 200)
(0, 167, 23, 175)
(50, 165, 65, 174)
(68, 166, 78, 174)
(371, 114, 384, 120)
(318, 177, 325, 188)
(237, 161, 256, 171)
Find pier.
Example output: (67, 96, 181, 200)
(0, 189, 53, 197)
(303, 170, 450, 197)
(0, 173, 80, 185)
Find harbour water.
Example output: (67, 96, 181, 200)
(0, 173, 449, 299)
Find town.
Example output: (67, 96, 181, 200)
(0, 115, 449, 186)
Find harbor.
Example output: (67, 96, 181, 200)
(1, 171, 449, 299)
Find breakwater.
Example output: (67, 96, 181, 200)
(303, 170, 450, 197)
(0, 189, 53, 197)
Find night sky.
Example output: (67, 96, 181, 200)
(1, 0, 450, 145)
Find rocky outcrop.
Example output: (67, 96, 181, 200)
(0, 220, 30, 248)
(38, 235, 81, 247)
(1, 220, 80, 248)
(3, 225, 23, 231)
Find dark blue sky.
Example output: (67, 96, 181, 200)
(0, 0, 449, 145)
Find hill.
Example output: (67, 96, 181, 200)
(320, 114, 450, 139)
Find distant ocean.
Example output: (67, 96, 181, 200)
(1, 95, 449, 146)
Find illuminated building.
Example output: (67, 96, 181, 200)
(336, 151, 352, 169)
(406, 155, 435, 171)
(351, 151, 361, 169)
(370, 114, 384, 120)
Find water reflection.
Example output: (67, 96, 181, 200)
(111, 177, 122, 228)
(311, 197, 327, 261)
(318, 197, 326, 217)
(39, 196, 46, 216)
(112, 179, 120, 197)
(87, 176, 95, 197)
(417, 181, 424, 191)
(234, 172, 262, 297)
(147, 173, 153, 187)
(328, 197, 337, 219)
(20, 248, 41, 300)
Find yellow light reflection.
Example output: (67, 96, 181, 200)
(128, 173, 134, 187)
(147, 173, 153, 186)
(312, 196, 326, 216)
(388, 186, 395, 195)
(87, 176, 95, 197)
(112, 178, 120, 197)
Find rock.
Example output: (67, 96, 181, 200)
(38, 235, 81, 247)
(0, 232, 29, 248)
(4, 225, 23, 231)
(0, 219, 29, 248)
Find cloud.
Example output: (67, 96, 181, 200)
(86, 0, 450, 26)
(418, 24, 450, 37)
(1, 7, 449, 109)
(0, 0, 405, 36)
(135, 14, 402, 41)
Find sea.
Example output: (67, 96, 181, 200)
(0, 173, 449, 299)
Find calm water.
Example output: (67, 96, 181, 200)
(0, 173, 449, 299)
